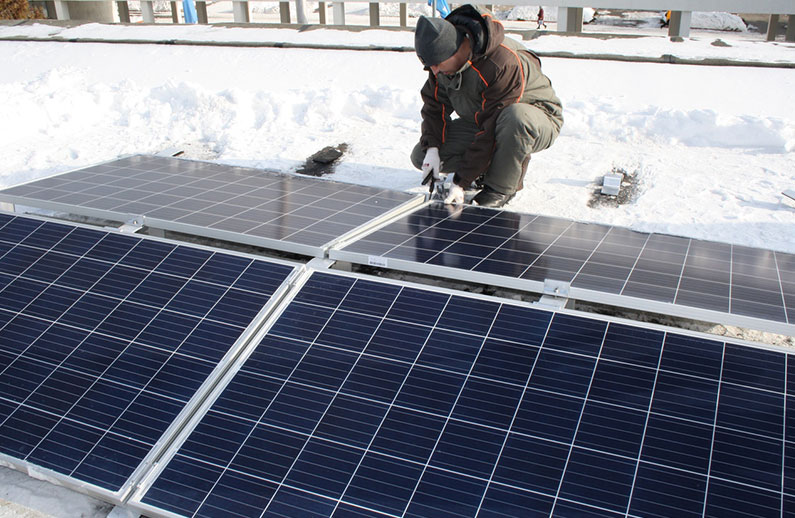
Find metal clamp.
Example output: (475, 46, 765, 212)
(537, 279, 572, 309)
(105, 217, 144, 234)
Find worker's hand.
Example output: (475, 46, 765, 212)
(444, 182, 465, 205)
(421, 147, 441, 192)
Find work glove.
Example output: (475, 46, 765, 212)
(444, 182, 465, 205)
(421, 147, 441, 194)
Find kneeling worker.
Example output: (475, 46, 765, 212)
(411, 5, 563, 208)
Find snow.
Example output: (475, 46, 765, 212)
(691, 11, 748, 32)
(499, 5, 596, 24)
(0, 13, 794, 517)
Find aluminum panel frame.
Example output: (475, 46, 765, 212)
(127, 266, 795, 518)
(0, 156, 425, 259)
(0, 211, 304, 505)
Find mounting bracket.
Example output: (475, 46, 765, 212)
(536, 279, 573, 309)
(105, 217, 144, 234)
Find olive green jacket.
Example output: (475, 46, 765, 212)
(419, 4, 563, 184)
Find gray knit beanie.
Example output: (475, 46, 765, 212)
(414, 16, 464, 66)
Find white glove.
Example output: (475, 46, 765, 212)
(444, 183, 465, 205)
(421, 147, 441, 188)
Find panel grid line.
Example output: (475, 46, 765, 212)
(17, 241, 187, 466)
(0, 228, 276, 301)
(781, 355, 787, 518)
(0, 305, 232, 372)
(701, 341, 727, 518)
(672, 238, 693, 306)
(0, 155, 420, 255)
(623, 330, 666, 518)
(156, 304, 790, 449)
(548, 321, 610, 516)
(471, 309, 555, 516)
(67, 248, 255, 479)
(182, 279, 361, 518)
(570, 225, 617, 286)
(0, 214, 296, 495)
(327, 289, 457, 517)
(469, 214, 542, 272)
(773, 251, 789, 325)
(517, 220, 577, 279)
(396, 303, 503, 517)
(375, 208, 463, 260)
(334, 204, 794, 334)
(0, 238, 273, 335)
(197, 182, 377, 241)
(618, 232, 653, 296)
(135, 271, 795, 518)
(256, 281, 410, 518)
(729, 243, 734, 316)
(0, 230, 153, 402)
(0, 391, 154, 446)
(422, 210, 507, 266)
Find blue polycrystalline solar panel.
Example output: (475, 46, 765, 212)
(0, 155, 422, 256)
(135, 270, 794, 518)
(0, 213, 295, 498)
(330, 203, 795, 334)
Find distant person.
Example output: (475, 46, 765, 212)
(537, 7, 547, 29)
(661, 10, 671, 27)
(411, 5, 563, 208)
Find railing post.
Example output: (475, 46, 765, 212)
(400, 2, 407, 27)
(668, 10, 691, 38)
(369, 2, 379, 27)
(557, 7, 582, 33)
(332, 1, 344, 25)
(295, 0, 307, 23)
(766, 14, 779, 41)
(170, 1, 179, 23)
(279, 1, 290, 23)
(45, 0, 70, 19)
(141, 0, 154, 22)
(232, 0, 250, 22)
(116, 0, 130, 22)
(196, 0, 207, 23)
(318, 1, 326, 24)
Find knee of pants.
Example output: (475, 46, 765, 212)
(496, 104, 557, 154)
(410, 142, 425, 170)
(496, 106, 535, 150)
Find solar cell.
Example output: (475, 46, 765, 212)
(0, 155, 423, 257)
(330, 203, 795, 335)
(0, 213, 297, 500)
(132, 270, 794, 518)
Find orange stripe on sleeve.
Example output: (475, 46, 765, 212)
(469, 62, 489, 87)
(499, 44, 526, 103)
(441, 105, 447, 143)
(482, 11, 504, 28)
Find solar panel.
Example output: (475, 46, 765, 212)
(0, 155, 424, 257)
(0, 212, 297, 501)
(131, 269, 794, 518)
(329, 203, 795, 336)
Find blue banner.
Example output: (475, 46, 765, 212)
(183, 0, 198, 23)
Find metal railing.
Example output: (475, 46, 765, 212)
(38, 0, 795, 41)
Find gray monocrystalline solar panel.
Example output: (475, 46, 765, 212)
(132, 270, 794, 518)
(0, 155, 423, 257)
(0, 212, 297, 501)
(330, 203, 795, 336)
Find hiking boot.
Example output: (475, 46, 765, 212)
(472, 185, 515, 208)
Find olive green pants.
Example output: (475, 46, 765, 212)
(411, 103, 560, 195)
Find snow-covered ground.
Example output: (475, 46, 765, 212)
(0, 12, 794, 518)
